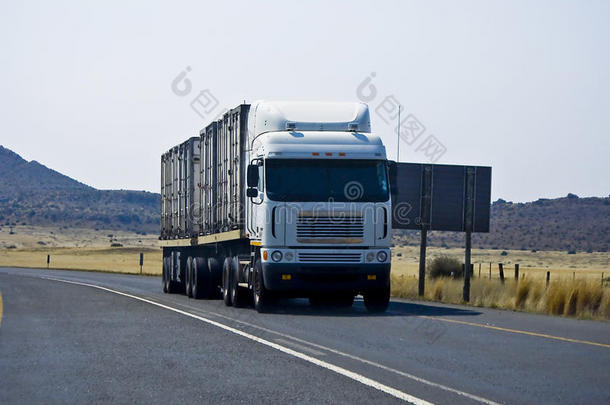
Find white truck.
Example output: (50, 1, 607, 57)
(160, 101, 392, 312)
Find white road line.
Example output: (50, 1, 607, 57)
(40, 276, 431, 405)
(275, 338, 327, 357)
(177, 302, 502, 405)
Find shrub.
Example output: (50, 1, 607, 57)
(567, 250, 576, 255)
(500, 251, 508, 256)
(110, 242, 123, 247)
(428, 256, 463, 278)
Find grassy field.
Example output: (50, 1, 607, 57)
(1, 226, 609, 319)
(0, 247, 162, 275)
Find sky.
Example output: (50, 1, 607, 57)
(1, 0, 608, 202)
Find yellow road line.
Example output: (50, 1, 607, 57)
(419, 315, 610, 349)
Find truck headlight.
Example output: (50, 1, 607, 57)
(366, 252, 375, 262)
(376, 251, 388, 262)
(271, 250, 283, 262)
(284, 252, 294, 261)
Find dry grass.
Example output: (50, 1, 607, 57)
(0, 247, 162, 275)
(391, 274, 610, 320)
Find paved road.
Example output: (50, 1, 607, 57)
(1, 267, 608, 404)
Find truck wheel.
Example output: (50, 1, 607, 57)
(230, 256, 248, 308)
(208, 257, 222, 299)
(185, 257, 193, 298)
(253, 259, 273, 313)
(363, 284, 390, 313)
(222, 257, 233, 306)
(162, 257, 168, 293)
(192, 257, 209, 299)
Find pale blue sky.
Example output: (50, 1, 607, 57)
(1, 0, 608, 202)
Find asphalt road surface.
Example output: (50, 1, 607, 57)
(1, 267, 609, 404)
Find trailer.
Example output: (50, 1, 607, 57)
(160, 101, 392, 312)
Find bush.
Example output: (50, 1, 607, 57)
(110, 242, 123, 247)
(500, 251, 508, 256)
(428, 256, 463, 278)
(567, 250, 576, 255)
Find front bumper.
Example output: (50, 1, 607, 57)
(261, 261, 390, 294)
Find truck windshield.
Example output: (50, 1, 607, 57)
(265, 159, 389, 202)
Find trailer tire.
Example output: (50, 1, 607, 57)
(222, 257, 233, 306)
(253, 259, 274, 313)
(208, 257, 222, 299)
(191, 257, 210, 299)
(363, 283, 390, 313)
(185, 256, 193, 298)
(162, 257, 168, 294)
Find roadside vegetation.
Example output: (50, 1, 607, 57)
(391, 274, 610, 320)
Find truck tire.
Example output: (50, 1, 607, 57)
(167, 254, 181, 294)
(363, 284, 390, 313)
(208, 257, 222, 299)
(162, 257, 168, 293)
(222, 257, 233, 306)
(230, 256, 248, 308)
(185, 256, 193, 298)
(191, 257, 210, 299)
(253, 258, 274, 313)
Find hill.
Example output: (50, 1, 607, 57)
(0, 146, 159, 233)
(1, 145, 608, 251)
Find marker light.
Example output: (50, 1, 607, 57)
(377, 251, 388, 262)
(366, 252, 375, 262)
(263, 251, 268, 260)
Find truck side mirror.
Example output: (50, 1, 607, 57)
(246, 188, 258, 198)
(247, 164, 259, 188)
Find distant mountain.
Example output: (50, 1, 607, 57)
(0, 146, 159, 233)
(394, 195, 610, 252)
(1, 145, 608, 250)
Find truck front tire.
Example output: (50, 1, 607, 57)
(363, 284, 390, 313)
(222, 257, 234, 306)
(253, 259, 274, 313)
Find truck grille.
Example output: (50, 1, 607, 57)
(296, 214, 364, 243)
(298, 252, 362, 263)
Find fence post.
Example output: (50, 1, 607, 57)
(603, 272, 605, 287)
(546, 271, 550, 287)
(514, 264, 519, 280)
(489, 263, 492, 279)
(499, 263, 505, 284)
(478, 263, 481, 278)
(139, 253, 144, 275)
(47, 254, 50, 269)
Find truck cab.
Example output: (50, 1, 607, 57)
(244, 101, 392, 311)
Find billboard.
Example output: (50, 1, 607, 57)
(389, 162, 491, 232)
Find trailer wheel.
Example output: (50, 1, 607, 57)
(222, 257, 233, 306)
(185, 257, 193, 298)
(162, 257, 168, 294)
(207, 257, 222, 299)
(253, 258, 274, 313)
(167, 254, 181, 294)
(363, 284, 390, 313)
(192, 257, 210, 299)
